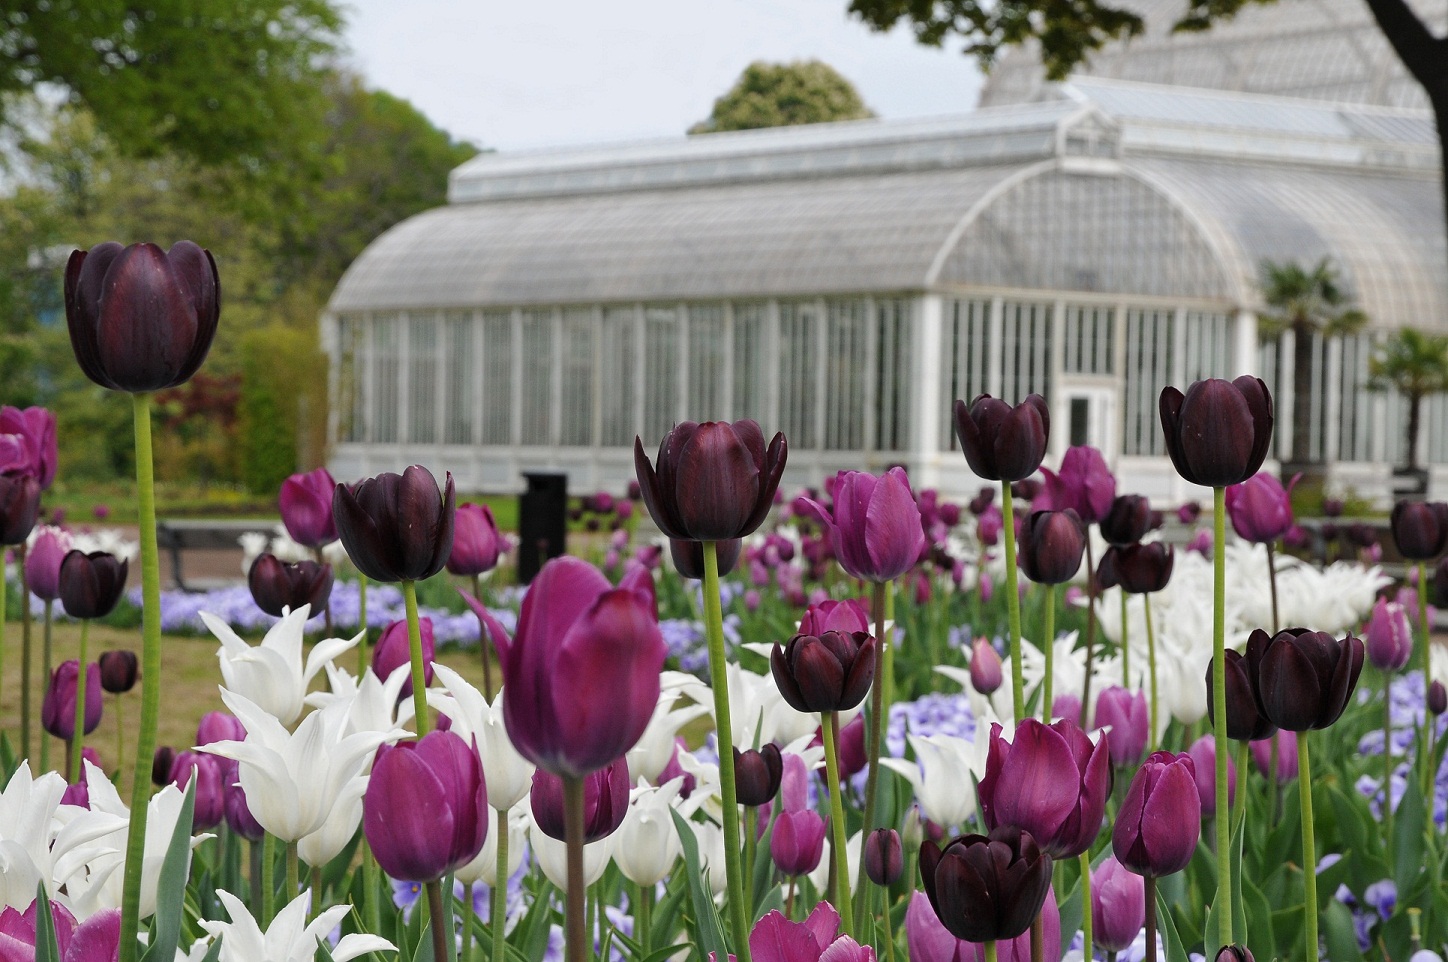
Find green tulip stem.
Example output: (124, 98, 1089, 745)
(19, 543, 31, 761)
(261, 834, 277, 928)
(69, 619, 90, 783)
(1299, 732, 1319, 961)
(1265, 542, 1280, 634)
(356, 573, 369, 676)
(312, 866, 324, 916)
(702, 541, 753, 962)
(363, 841, 382, 939)
(1230, 740, 1250, 840)
(1144, 876, 1158, 962)
(42, 600, 54, 771)
(120, 391, 163, 962)
(1082, 538, 1098, 727)
(1042, 584, 1056, 722)
(1211, 486, 1232, 949)
(492, 806, 510, 962)
(984, 941, 998, 962)
(636, 881, 653, 956)
(1144, 593, 1159, 753)
(1418, 562, 1432, 795)
(855, 578, 891, 931)
(427, 879, 450, 962)
(563, 775, 588, 962)
(287, 843, 300, 909)
(1383, 682, 1394, 868)
(1079, 852, 1093, 955)
(822, 711, 855, 938)
(114, 695, 123, 775)
(743, 805, 757, 916)
(402, 580, 429, 737)
(880, 886, 898, 962)
(1120, 590, 1130, 687)
(476, 573, 494, 699)
(1001, 481, 1024, 724)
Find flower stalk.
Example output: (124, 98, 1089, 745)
(1299, 732, 1318, 960)
(1144, 876, 1158, 962)
(1144, 594, 1158, 752)
(1079, 852, 1093, 954)
(427, 879, 450, 962)
(68, 618, 90, 782)
(855, 578, 891, 930)
(403, 580, 430, 737)
(1042, 584, 1056, 721)
(41, 600, 53, 771)
(1211, 486, 1232, 947)
(1002, 482, 1024, 724)
(821, 710, 854, 936)
(564, 775, 588, 962)
(492, 806, 510, 962)
(19, 545, 31, 760)
(1418, 562, 1432, 794)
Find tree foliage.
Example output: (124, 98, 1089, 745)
(690, 61, 874, 134)
(1368, 327, 1448, 470)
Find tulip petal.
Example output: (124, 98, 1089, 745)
(749, 910, 823, 962)
(364, 745, 456, 881)
(65, 244, 126, 391)
(990, 722, 1078, 849)
(96, 243, 198, 392)
(863, 469, 925, 581)
(1260, 639, 1323, 732)
(166, 241, 220, 387)
(675, 422, 759, 540)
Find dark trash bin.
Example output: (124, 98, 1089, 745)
(518, 472, 568, 583)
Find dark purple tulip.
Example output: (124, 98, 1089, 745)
(333, 465, 455, 583)
(41, 660, 102, 740)
(1012, 478, 1044, 502)
(634, 419, 787, 541)
(196, 711, 247, 746)
(668, 538, 741, 579)
(530, 757, 630, 842)
(1097, 542, 1173, 595)
(1431, 681, 1447, 716)
(734, 744, 784, 806)
(1390, 501, 1448, 560)
(278, 468, 338, 548)
(152, 747, 176, 787)
(97, 650, 138, 694)
(977, 505, 1003, 546)
(804, 468, 927, 582)
(168, 751, 226, 830)
(1017, 510, 1087, 585)
(952, 394, 1050, 483)
(1094, 686, 1149, 766)
(1322, 498, 1345, 518)
(62, 778, 90, 808)
(1186, 734, 1236, 815)
(1225, 473, 1298, 544)
(64, 241, 220, 393)
(771, 630, 877, 714)
(939, 502, 961, 527)
(1037, 446, 1116, 523)
(1111, 750, 1201, 877)
(770, 809, 826, 876)
(58, 550, 129, 619)
(1365, 596, 1413, 672)
(1100, 495, 1152, 547)
(970, 638, 1003, 696)
(1247, 626, 1364, 731)
(979, 719, 1111, 859)
(865, 828, 903, 886)
(364, 729, 488, 882)
(905, 886, 1060, 962)
(247, 554, 333, 618)
(1159, 377, 1274, 488)
(0, 472, 40, 545)
(798, 598, 870, 636)
(225, 784, 265, 842)
(447, 502, 504, 576)
(1344, 522, 1378, 549)
(968, 487, 995, 516)
(1092, 856, 1146, 953)
(24, 526, 69, 602)
(500, 556, 665, 777)
(1216, 948, 1255, 962)
(0, 406, 57, 489)
(1206, 648, 1276, 741)
(372, 617, 436, 698)
(920, 825, 1053, 942)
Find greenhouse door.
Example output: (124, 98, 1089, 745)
(1061, 386, 1117, 458)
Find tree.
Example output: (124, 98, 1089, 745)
(1257, 258, 1368, 468)
(690, 61, 874, 134)
(1368, 327, 1448, 471)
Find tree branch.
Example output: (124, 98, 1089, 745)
(1359, 0, 1446, 93)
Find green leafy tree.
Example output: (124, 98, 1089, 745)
(690, 61, 874, 134)
(1257, 258, 1368, 467)
(1368, 327, 1448, 470)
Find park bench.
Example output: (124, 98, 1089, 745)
(156, 519, 278, 592)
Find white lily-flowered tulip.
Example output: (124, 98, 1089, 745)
(529, 820, 613, 888)
(0, 762, 126, 913)
(679, 664, 816, 749)
(807, 829, 862, 897)
(428, 664, 534, 811)
(297, 775, 366, 869)
(626, 680, 710, 783)
(614, 775, 711, 887)
(306, 662, 414, 740)
(880, 731, 992, 830)
(690, 819, 729, 899)
(200, 689, 405, 842)
(197, 889, 394, 962)
(455, 806, 528, 887)
(204, 605, 359, 727)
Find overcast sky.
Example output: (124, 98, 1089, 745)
(339, 0, 986, 152)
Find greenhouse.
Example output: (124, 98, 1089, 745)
(324, 32, 1448, 502)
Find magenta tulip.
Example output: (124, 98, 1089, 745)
(1094, 686, 1149, 766)
(1111, 751, 1201, 877)
(225, 783, 266, 842)
(749, 904, 875, 962)
(1037, 446, 1116, 523)
(372, 616, 436, 698)
(1366, 596, 1413, 672)
(279, 467, 338, 548)
(168, 750, 226, 830)
(1249, 730, 1299, 783)
(798, 598, 870, 636)
(970, 639, 1003, 695)
(770, 808, 827, 876)
(1225, 472, 1298, 544)
(41, 660, 102, 740)
(25, 526, 70, 602)
(364, 729, 488, 882)
(1186, 734, 1236, 815)
(0, 901, 121, 962)
(978, 718, 1111, 858)
(196, 711, 246, 747)
(803, 468, 926, 582)
(0, 406, 57, 489)
(1091, 856, 1146, 953)
(530, 757, 630, 842)
(447, 502, 504, 576)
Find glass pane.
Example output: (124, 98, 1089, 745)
(688, 305, 727, 421)
(733, 303, 768, 424)
(940, 300, 991, 450)
(600, 308, 638, 446)
(560, 308, 594, 446)
(444, 311, 474, 444)
(335, 315, 363, 443)
(825, 299, 866, 450)
(643, 307, 679, 445)
(373, 315, 399, 443)
(408, 313, 438, 444)
(875, 299, 913, 452)
(778, 302, 818, 450)
(481, 310, 513, 444)
(521, 309, 554, 444)
(1123, 309, 1174, 457)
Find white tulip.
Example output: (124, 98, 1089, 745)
(626, 685, 709, 784)
(428, 664, 535, 811)
(880, 731, 991, 830)
(204, 605, 359, 727)
(298, 776, 365, 869)
(614, 777, 691, 886)
(678, 663, 817, 749)
(199, 889, 394, 962)
(307, 662, 414, 740)
(455, 806, 528, 887)
(690, 820, 729, 899)
(0, 762, 126, 913)
(529, 821, 613, 889)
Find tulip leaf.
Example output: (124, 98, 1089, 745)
(1054, 874, 1082, 956)
(1322, 900, 1365, 961)
(33, 884, 60, 962)
(198, 935, 223, 962)
(0, 733, 15, 782)
(1154, 887, 1190, 962)
(1393, 772, 1427, 894)
(140, 779, 197, 962)
(1202, 804, 1247, 958)
(670, 809, 730, 962)
(752, 807, 779, 908)
(1240, 877, 1274, 956)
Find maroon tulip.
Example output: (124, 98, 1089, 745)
(734, 744, 784, 807)
(1206, 648, 1276, 741)
(364, 730, 488, 882)
(771, 630, 877, 714)
(24, 526, 70, 602)
(1177, 502, 1202, 524)
(64, 241, 220, 393)
(0, 472, 40, 545)
(499, 556, 665, 777)
(97, 650, 138, 694)
(447, 502, 504, 576)
(978, 719, 1111, 859)
(799, 598, 870, 636)
(1390, 501, 1448, 560)
(1159, 378, 1274, 488)
(1100, 495, 1151, 547)
(1092, 856, 1146, 953)
(1247, 627, 1364, 731)
(804, 468, 927, 582)
(634, 419, 787, 542)
(968, 487, 995, 516)
(1431, 681, 1447, 716)
(1037, 446, 1116, 523)
(333, 465, 455, 583)
(1225, 473, 1298, 544)
(0, 406, 57, 489)
(1012, 478, 1044, 502)
(169, 751, 226, 830)
(58, 550, 129, 620)
(970, 639, 1003, 696)
(1185, 734, 1236, 815)
(865, 828, 903, 886)
(278, 467, 339, 548)
(41, 660, 102, 740)
(920, 826, 1053, 942)
(1017, 510, 1086, 585)
(1097, 543, 1173, 595)
(1094, 686, 1149, 766)
(247, 554, 333, 619)
(530, 758, 630, 842)
(1365, 596, 1413, 672)
(669, 538, 741, 579)
(952, 395, 1050, 484)
(770, 809, 826, 876)
(1111, 751, 1201, 877)
(905, 886, 1061, 962)
(1216, 948, 1255, 962)
(152, 747, 176, 787)
(372, 616, 436, 698)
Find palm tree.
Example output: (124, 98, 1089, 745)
(1258, 258, 1368, 467)
(1368, 327, 1448, 472)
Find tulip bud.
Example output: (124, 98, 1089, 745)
(771, 630, 877, 714)
(1186, 734, 1236, 815)
(804, 468, 927, 582)
(62, 779, 90, 809)
(247, 553, 333, 619)
(196, 711, 247, 746)
(1248, 626, 1365, 731)
(1430, 681, 1447, 716)
(278, 467, 338, 548)
(333, 465, 456, 583)
(770, 809, 826, 876)
(1100, 495, 1152, 547)
(364, 730, 488, 882)
(1094, 686, 1149, 766)
(1018, 509, 1087, 584)
(1159, 377, 1274, 488)
(169, 750, 226, 830)
(97, 650, 138, 694)
(41, 660, 102, 740)
(798, 598, 870, 636)
(58, 550, 129, 620)
(372, 616, 436, 699)
(1206, 648, 1276, 742)
(901, 807, 924, 849)
(865, 828, 903, 886)
(1391, 501, 1448, 560)
(152, 746, 176, 787)
(1366, 597, 1414, 672)
(1225, 472, 1298, 544)
(24, 526, 70, 602)
(969, 487, 995, 516)
(530, 758, 629, 843)
(1012, 478, 1043, 502)
(920, 826, 1053, 942)
(1249, 730, 1298, 783)
(970, 638, 1003, 695)
(1092, 856, 1146, 953)
(225, 783, 266, 842)
(952, 394, 1051, 483)
(1036, 446, 1116, 523)
(939, 502, 961, 527)
(733, 744, 784, 806)
(634, 420, 787, 542)
(447, 502, 504, 576)
(1098, 543, 1173, 595)
(1177, 501, 1202, 524)
(1216, 947, 1255, 962)
(0, 472, 40, 545)
(1112, 750, 1201, 877)
(668, 538, 741, 579)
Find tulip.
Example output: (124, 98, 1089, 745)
(364, 729, 487, 882)
(428, 664, 536, 811)
(373, 616, 435, 699)
(749, 905, 875, 962)
(803, 468, 927, 582)
(969, 487, 995, 515)
(333, 465, 455, 583)
(64, 241, 220, 393)
(1216, 949, 1255, 962)
(864, 828, 903, 885)
(500, 556, 665, 777)
(1186, 735, 1236, 815)
(0, 902, 122, 962)
(1037, 446, 1116, 523)
(0, 406, 57, 489)
(881, 733, 982, 829)
(1225, 472, 1298, 544)
(1158, 377, 1274, 488)
(58, 550, 129, 620)
(979, 719, 1111, 859)
(1017, 510, 1086, 584)
(839, 713, 867, 777)
(1112, 751, 1200, 877)
(278, 467, 339, 549)
(204, 604, 358, 728)
(634, 419, 787, 542)
(0, 472, 40, 545)
(952, 395, 1050, 483)
(225, 784, 265, 842)
(152, 747, 175, 787)
(977, 505, 1003, 546)
(98, 650, 138, 694)
(771, 630, 877, 714)
(799, 598, 870, 636)
(1092, 856, 1146, 953)
(1249, 731, 1298, 783)
(771, 807, 827, 876)
(1100, 495, 1151, 547)
(1431, 680, 1447, 716)
(735, 744, 784, 806)
(669, 537, 742, 579)
(529, 759, 629, 842)
(196, 711, 247, 747)
(1177, 501, 1202, 524)
(970, 639, 1003, 695)
(41, 660, 102, 740)
(447, 502, 504, 576)
(1205, 650, 1275, 741)
(920, 826, 1053, 942)
(1390, 501, 1448, 559)
(201, 889, 395, 962)
(168, 750, 226, 830)
(1366, 597, 1414, 671)
(1097, 543, 1173, 594)
(247, 554, 333, 619)
(25, 526, 70, 602)
(1247, 626, 1364, 731)
(904, 888, 1059, 962)
(614, 777, 690, 887)
(1094, 686, 1149, 766)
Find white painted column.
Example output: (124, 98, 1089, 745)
(914, 294, 945, 487)
(1232, 308, 1259, 377)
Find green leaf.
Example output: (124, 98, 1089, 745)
(1203, 806, 1247, 958)
(140, 778, 197, 962)
(1054, 874, 1082, 955)
(34, 884, 60, 962)
(671, 809, 730, 962)
(1393, 774, 1427, 894)
(199, 935, 224, 962)
(1155, 886, 1190, 962)
(1322, 900, 1366, 961)
(1240, 877, 1275, 957)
